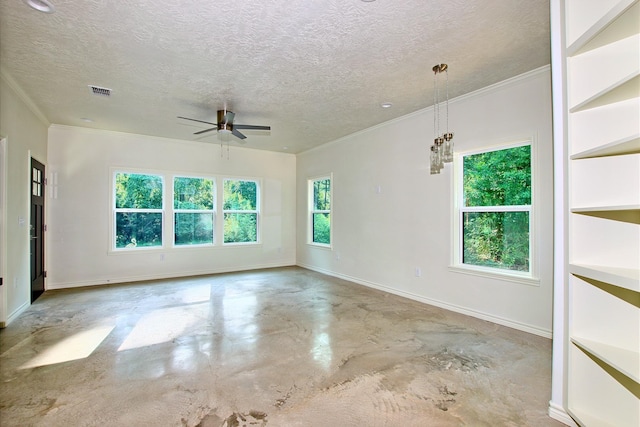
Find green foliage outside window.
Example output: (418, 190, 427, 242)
(313, 179, 331, 210)
(174, 177, 214, 245)
(312, 178, 331, 244)
(174, 177, 214, 210)
(313, 213, 330, 244)
(463, 211, 530, 271)
(462, 146, 531, 272)
(116, 173, 163, 209)
(223, 180, 258, 243)
(115, 173, 163, 248)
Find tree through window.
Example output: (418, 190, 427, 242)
(223, 179, 259, 244)
(310, 177, 331, 245)
(114, 172, 164, 249)
(174, 176, 214, 246)
(459, 144, 531, 273)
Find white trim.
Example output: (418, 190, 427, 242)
(550, 0, 570, 414)
(448, 265, 540, 287)
(298, 66, 551, 157)
(0, 138, 6, 327)
(308, 174, 333, 248)
(222, 178, 261, 245)
(45, 261, 295, 290)
(298, 263, 552, 338)
(111, 170, 165, 251)
(455, 138, 533, 157)
(461, 205, 531, 213)
(47, 124, 295, 155)
(452, 138, 536, 279)
(173, 175, 216, 247)
(548, 401, 577, 426)
(6, 301, 30, 327)
(109, 169, 265, 251)
(0, 67, 50, 127)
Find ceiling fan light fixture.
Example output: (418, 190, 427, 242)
(24, 0, 55, 13)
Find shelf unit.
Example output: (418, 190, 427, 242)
(563, 0, 640, 426)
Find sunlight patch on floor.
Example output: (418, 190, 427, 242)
(117, 303, 208, 351)
(19, 325, 114, 369)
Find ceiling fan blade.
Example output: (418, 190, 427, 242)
(225, 111, 235, 124)
(232, 129, 247, 139)
(233, 124, 271, 131)
(194, 127, 218, 135)
(178, 116, 217, 126)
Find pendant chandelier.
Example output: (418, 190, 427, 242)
(430, 63, 454, 175)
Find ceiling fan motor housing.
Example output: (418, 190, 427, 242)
(217, 110, 233, 132)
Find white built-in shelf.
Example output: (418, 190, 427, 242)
(572, 337, 640, 384)
(567, 0, 639, 56)
(570, 74, 639, 113)
(571, 205, 640, 223)
(571, 134, 640, 159)
(564, 1, 640, 426)
(570, 264, 640, 292)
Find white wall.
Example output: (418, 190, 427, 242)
(46, 126, 296, 289)
(0, 71, 49, 325)
(296, 67, 554, 336)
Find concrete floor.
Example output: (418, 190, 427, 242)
(0, 267, 562, 426)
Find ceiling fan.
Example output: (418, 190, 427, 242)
(178, 110, 270, 140)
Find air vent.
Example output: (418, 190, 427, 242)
(89, 85, 112, 97)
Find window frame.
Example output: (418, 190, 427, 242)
(172, 175, 216, 247)
(112, 170, 165, 252)
(308, 174, 332, 248)
(451, 139, 539, 285)
(222, 178, 261, 245)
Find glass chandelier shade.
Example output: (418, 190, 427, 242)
(430, 64, 454, 174)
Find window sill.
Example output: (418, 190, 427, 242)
(109, 246, 164, 255)
(307, 242, 332, 250)
(448, 265, 540, 287)
(222, 242, 262, 247)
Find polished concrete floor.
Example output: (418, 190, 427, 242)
(0, 267, 562, 426)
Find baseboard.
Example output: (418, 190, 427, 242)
(548, 402, 577, 426)
(46, 261, 296, 290)
(298, 263, 552, 339)
(5, 301, 30, 327)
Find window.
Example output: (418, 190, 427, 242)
(456, 143, 532, 274)
(114, 172, 163, 249)
(223, 179, 259, 244)
(173, 176, 215, 246)
(309, 176, 331, 245)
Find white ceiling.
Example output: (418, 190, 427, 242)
(0, 0, 550, 154)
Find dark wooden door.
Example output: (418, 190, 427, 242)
(30, 158, 45, 303)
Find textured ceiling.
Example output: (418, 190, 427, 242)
(0, 0, 550, 153)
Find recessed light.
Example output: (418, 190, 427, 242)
(80, 118, 94, 123)
(282, 146, 289, 150)
(24, 0, 55, 13)
(381, 102, 393, 108)
(361, 0, 376, 2)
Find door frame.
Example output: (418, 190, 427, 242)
(30, 156, 46, 303)
(0, 138, 6, 326)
